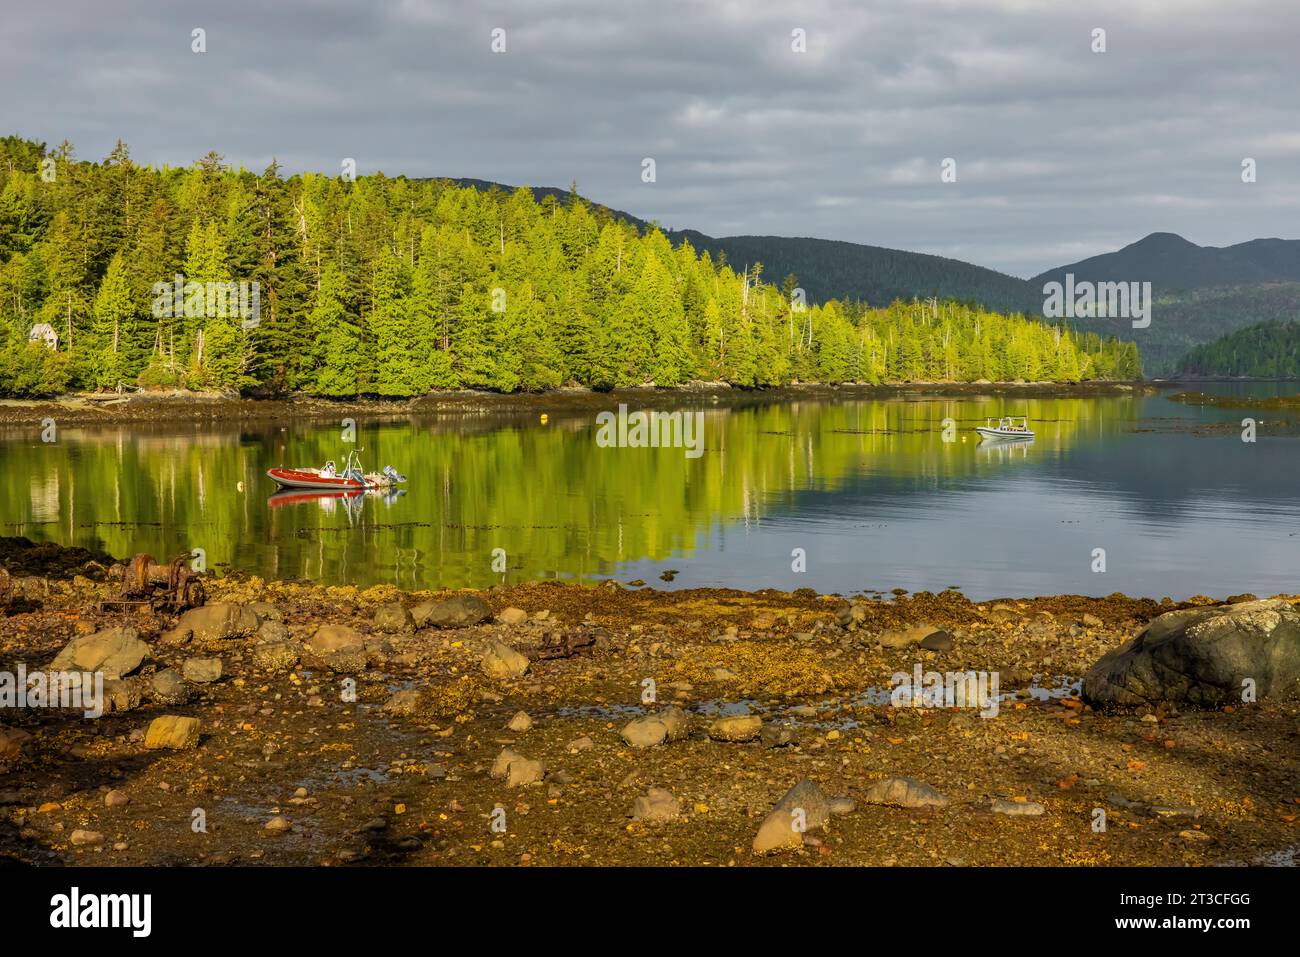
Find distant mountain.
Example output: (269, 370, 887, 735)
(1032, 232, 1300, 290)
(451, 180, 1300, 375)
(662, 231, 1037, 315)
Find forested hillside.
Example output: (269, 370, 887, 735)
(1175, 320, 1300, 378)
(0, 137, 1139, 397)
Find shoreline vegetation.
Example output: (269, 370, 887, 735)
(1, 540, 1296, 867)
(0, 379, 1165, 427)
(1, 137, 1139, 402)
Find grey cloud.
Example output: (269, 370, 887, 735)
(2, 0, 1296, 276)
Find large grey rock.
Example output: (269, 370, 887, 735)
(50, 626, 148, 679)
(1083, 599, 1300, 708)
(414, 594, 492, 628)
(161, 603, 258, 645)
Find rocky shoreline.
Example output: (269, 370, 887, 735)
(2, 551, 1297, 867)
(0, 380, 1163, 428)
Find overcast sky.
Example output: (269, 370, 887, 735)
(4, 0, 1298, 277)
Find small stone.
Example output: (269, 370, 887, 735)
(413, 594, 492, 628)
(753, 780, 829, 854)
(264, 815, 291, 832)
(631, 788, 681, 823)
(991, 798, 1046, 816)
(861, 776, 949, 809)
(506, 711, 533, 732)
(382, 689, 421, 716)
(707, 714, 763, 742)
(919, 630, 955, 652)
(566, 735, 594, 753)
(252, 641, 300, 672)
(70, 829, 104, 847)
(148, 668, 190, 705)
(104, 789, 130, 808)
(1082, 613, 1103, 628)
(878, 625, 938, 649)
(182, 658, 223, 683)
(373, 603, 415, 633)
(490, 747, 545, 787)
(761, 721, 799, 749)
(829, 796, 856, 816)
(143, 715, 201, 750)
(497, 607, 528, 625)
(306, 624, 365, 655)
(480, 640, 530, 679)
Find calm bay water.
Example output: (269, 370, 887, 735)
(2, 384, 1298, 600)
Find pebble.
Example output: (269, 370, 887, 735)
(104, 789, 129, 807)
(861, 776, 950, 809)
(631, 787, 682, 823)
(707, 714, 763, 742)
(990, 799, 1046, 816)
(506, 711, 533, 733)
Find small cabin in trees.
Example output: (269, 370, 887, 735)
(28, 323, 58, 350)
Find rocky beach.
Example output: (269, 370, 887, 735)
(2, 539, 1297, 868)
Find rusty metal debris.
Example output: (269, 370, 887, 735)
(107, 553, 205, 612)
(530, 627, 598, 661)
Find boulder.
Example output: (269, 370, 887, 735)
(50, 626, 148, 679)
(753, 779, 829, 853)
(1083, 599, 1300, 707)
(413, 594, 492, 628)
(496, 607, 528, 625)
(143, 715, 200, 750)
(861, 776, 949, 809)
(161, 603, 258, 645)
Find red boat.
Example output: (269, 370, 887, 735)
(266, 449, 406, 492)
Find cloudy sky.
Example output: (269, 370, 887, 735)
(4, 0, 1297, 276)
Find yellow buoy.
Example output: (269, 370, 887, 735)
(540, 413, 549, 425)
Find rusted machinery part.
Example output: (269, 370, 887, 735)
(118, 552, 206, 611)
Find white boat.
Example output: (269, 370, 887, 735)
(976, 416, 1034, 440)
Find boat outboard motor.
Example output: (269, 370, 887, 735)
(382, 464, 407, 484)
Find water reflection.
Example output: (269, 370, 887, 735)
(2, 386, 1298, 598)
